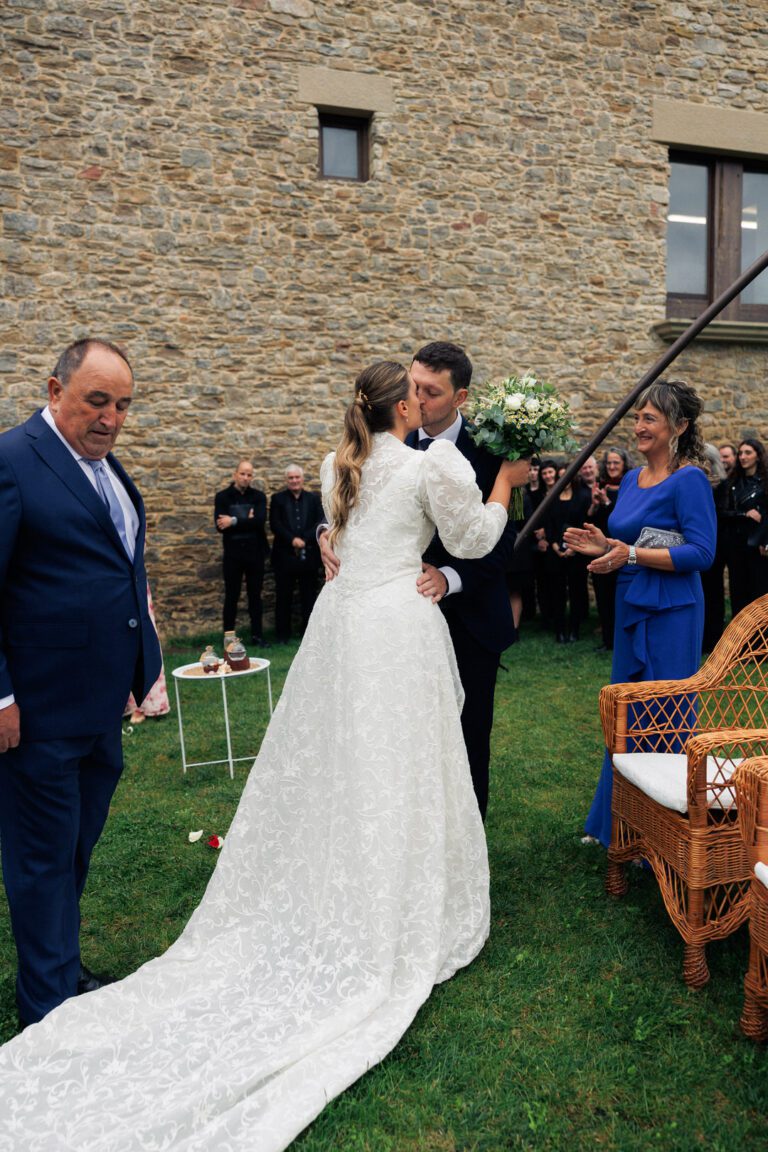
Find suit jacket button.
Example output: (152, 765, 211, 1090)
(128, 618, 138, 628)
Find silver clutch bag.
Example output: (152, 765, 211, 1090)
(634, 525, 685, 549)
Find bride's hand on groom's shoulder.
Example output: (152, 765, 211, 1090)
(319, 530, 341, 581)
(417, 563, 448, 604)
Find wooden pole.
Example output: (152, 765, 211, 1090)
(514, 247, 768, 548)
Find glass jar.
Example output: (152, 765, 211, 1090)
(200, 645, 220, 674)
(224, 636, 249, 671)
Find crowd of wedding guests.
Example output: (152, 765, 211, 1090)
(213, 436, 768, 657)
(511, 439, 768, 651)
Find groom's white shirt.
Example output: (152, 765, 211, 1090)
(418, 412, 462, 597)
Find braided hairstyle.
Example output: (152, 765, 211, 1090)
(328, 361, 410, 547)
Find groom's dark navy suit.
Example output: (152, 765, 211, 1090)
(407, 421, 517, 819)
(0, 410, 161, 1022)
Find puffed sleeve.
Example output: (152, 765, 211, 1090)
(320, 452, 336, 524)
(670, 466, 717, 573)
(417, 439, 507, 558)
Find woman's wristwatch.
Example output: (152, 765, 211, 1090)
(627, 544, 637, 566)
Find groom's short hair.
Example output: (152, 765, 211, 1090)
(412, 342, 472, 393)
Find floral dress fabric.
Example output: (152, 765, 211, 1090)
(0, 433, 504, 1152)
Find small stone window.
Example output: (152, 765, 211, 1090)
(667, 150, 768, 322)
(319, 113, 370, 182)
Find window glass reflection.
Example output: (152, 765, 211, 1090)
(321, 126, 359, 179)
(741, 171, 768, 305)
(666, 161, 708, 295)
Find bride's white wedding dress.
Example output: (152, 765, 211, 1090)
(0, 433, 506, 1151)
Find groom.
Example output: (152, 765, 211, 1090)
(407, 342, 518, 820)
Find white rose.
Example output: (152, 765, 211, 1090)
(524, 397, 540, 413)
(505, 393, 525, 410)
(474, 412, 486, 426)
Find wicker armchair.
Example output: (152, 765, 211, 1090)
(733, 756, 768, 1039)
(599, 593, 768, 988)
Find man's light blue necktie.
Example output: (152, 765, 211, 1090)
(86, 459, 133, 559)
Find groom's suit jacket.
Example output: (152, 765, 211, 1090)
(407, 420, 517, 653)
(0, 410, 162, 742)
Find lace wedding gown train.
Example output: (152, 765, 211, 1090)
(0, 434, 506, 1151)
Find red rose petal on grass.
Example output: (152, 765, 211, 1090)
(207, 835, 224, 849)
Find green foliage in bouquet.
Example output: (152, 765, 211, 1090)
(465, 374, 577, 461)
(465, 374, 578, 519)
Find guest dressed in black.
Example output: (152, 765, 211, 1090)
(721, 438, 768, 617)
(701, 443, 729, 652)
(214, 459, 270, 645)
(506, 485, 536, 641)
(543, 464, 592, 643)
(533, 459, 559, 629)
(269, 465, 324, 643)
(587, 447, 632, 651)
(520, 460, 542, 621)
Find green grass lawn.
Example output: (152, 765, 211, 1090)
(1, 618, 766, 1150)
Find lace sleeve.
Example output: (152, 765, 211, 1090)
(320, 452, 336, 523)
(418, 439, 507, 558)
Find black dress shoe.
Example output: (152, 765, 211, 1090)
(556, 632, 569, 644)
(78, 963, 115, 995)
(250, 637, 271, 649)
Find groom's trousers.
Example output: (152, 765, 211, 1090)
(448, 614, 500, 823)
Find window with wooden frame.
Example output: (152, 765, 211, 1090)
(318, 113, 370, 182)
(666, 150, 768, 321)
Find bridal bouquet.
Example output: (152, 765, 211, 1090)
(465, 373, 577, 518)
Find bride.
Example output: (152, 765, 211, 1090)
(0, 361, 526, 1151)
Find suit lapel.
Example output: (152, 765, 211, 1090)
(26, 413, 137, 564)
(455, 420, 478, 466)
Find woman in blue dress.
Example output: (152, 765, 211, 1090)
(565, 379, 717, 847)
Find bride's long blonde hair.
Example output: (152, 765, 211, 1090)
(328, 361, 410, 547)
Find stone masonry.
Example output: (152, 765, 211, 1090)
(1, 0, 767, 633)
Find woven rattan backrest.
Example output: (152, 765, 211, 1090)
(698, 599, 768, 730)
(735, 756, 768, 870)
(623, 596, 768, 751)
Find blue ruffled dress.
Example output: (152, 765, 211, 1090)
(584, 465, 717, 846)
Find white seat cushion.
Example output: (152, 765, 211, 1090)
(612, 753, 742, 815)
(755, 862, 768, 891)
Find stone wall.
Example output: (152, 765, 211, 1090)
(2, 0, 767, 634)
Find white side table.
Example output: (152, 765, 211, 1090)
(171, 658, 273, 779)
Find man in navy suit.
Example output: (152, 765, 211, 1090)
(0, 338, 162, 1026)
(407, 342, 519, 821)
